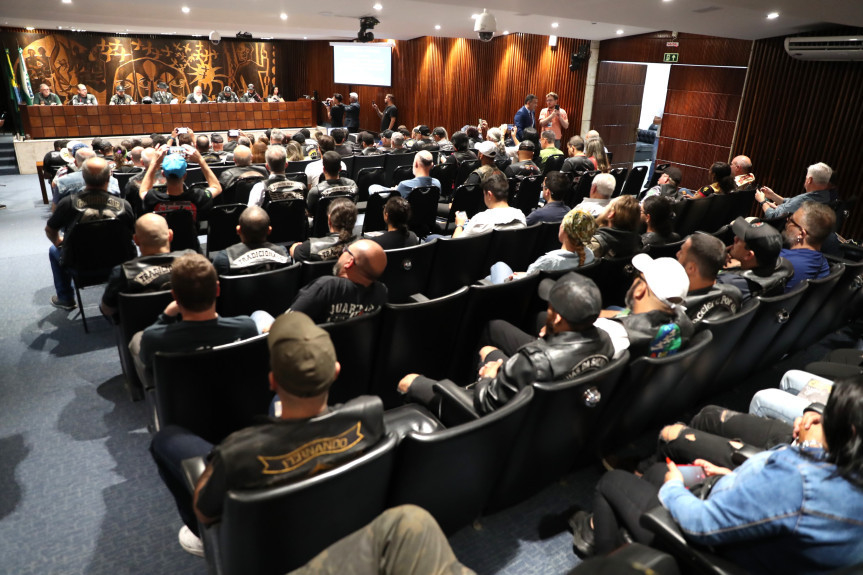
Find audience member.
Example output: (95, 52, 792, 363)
(525, 171, 571, 225)
(290, 197, 357, 263)
(463, 142, 501, 187)
(452, 172, 526, 238)
(358, 131, 382, 156)
(641, 166, 682, 202)
(42, 139, 69, 179)
(505, 141, 541, 179)
(756, 162, 833, 218)
(369, 196, 419, 250)
(306, 151, 358, 216)
(585, 137, 610, 172)
(575, 173, 615, 217)
(391, 151, 440, 199)
(219, 145, 267, 190)
(731, 154, 756, 191)
(53, 147, 121, 205)
(676, 234, 742, 323)
(586, 195, 643, 259)
(749, 369, 834, 424)
(247, 146, 307, 208)
(716, 217, 793, 302)
(331, 128, 355, 158)
(538, 130, 564, 169)
(389, 132, 410, 154)
(561, 135, 594, 176)
(149, 311, 383, 555)
(139, 146, 222, 223)
(211, 207, 290, 276)
(689, 161, 735, 198)
(780, 201, 833, 290)
(305, 135, 347, 188)
(640, 195, 679, 247)
(45, 157, 136, 310)
(432, 127, 454, 151)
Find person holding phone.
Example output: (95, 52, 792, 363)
(538, 92, 569, 149)
(569, 377, 863, 573)
(372, 93, 398, 132)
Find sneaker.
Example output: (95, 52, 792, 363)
(50, 295, 77, 310)
(178, 525, 204, 557)
(569, 510, 596, 559)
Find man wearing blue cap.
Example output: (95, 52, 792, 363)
(138, 144, 222, 223)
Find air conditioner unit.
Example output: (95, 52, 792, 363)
(784, 36, 863, 61)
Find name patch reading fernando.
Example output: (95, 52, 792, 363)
(258, 423, 364, 474)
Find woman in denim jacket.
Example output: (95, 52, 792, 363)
(571, 376, 863, 573)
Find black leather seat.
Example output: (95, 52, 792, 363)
(265, 198, 308, 244)
(63, 218, 137, 332)
(311, 193, 354, 238)
(511, 175, 543, 217)
(598, 330, 714, 454)
(610, 166, 628, 197)
(541, 154, 565, 175)
(196, 433, 398, 575)
(386, 385, 534, 535)
(370, 287, 471, 409)
(153, 334, 272, 444)
(567, 170, 597, 207)
(300, 260, 336, 286)
(425, 232, 493, 299)
(113, 168, 143, 200)
(483, 224, 542, 272)
(448, 184, 486, 223)
(217, 263, 302, 318)
(454, 159, 480, 188)
(406, 186, 441, 238)
(361, 189, 394, 235)
(486, 352, 631, 510)
(378, 241, 438, 303)
(591, 256, 638, 308)
(430, 162, 456, 199)
(390, 164, 413, 187)
(349, 154, 386, 180)
(384, 151, 416, 186)
(160, 208, 201, 253)
(206, 203, 246, 256)
(354, 166, 386, 203)
(645, 238, 686, 259)
(320, 308, 382, 405)
(283, 171, 307, 186)
(806, 257, 863, 341)
(620, 165, 648, 197)
(536, 221, 564, 254)
(115, 289, 174, 400)
(675, 196, 714, 236)
(219, 174, 265, 206)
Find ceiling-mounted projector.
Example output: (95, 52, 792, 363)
(474, 9, 496, 42)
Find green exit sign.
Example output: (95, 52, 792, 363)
(664, 53, 679, 63)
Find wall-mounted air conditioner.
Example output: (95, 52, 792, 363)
(784, 36, 863, 61)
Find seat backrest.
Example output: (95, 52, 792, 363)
(361, 190, 392, 235)
(311, 194, 355, 238)
(286, 158, 313, 175)
(383, 151, 416, 186)
(569, 170, 598, 207)
(265, 198, 308, 244)
(430, 162, 456, 198)
(674, 196, 714, 236)
(284, 171, 308, 186)
(300, 260, 336, 286)
(406, 186, 441, 238)
(387, 386, 534, 535)
(371, 287, 471, 408)
(63, 218, 136, 275)
(620, 165, 648, 197)
(448, 184, 486, 220)
(512, 175, 543, 217)
(484, 223, 542, 272)
(425, 232, 493, 299)
(217, 434, 398, 575)
(610, 167, 628, 197)
(349, 154, 386, 180)
(206, 203, 246, 255)
(807, 257, 863, 341)
(592, 256, 637, 308)
(354, 166, 386, 202)
(535, 221, 563, 255)
(153, 334, 273, 444)
(217, 263, 302, 318)
(378, 240, 438, 303)
(159, 208, 201, 252)
(542, 154, 565, 175)
(488, 352, 631, 510)
(646, 163, 670, 190)
(116, 289, 174, 397)
(698, 193, 737, 234)
(645, 238, 686, 259)
(320, 309, 382, 404)
(598, 330, 714, 453)
(183, 166, 204, 185)
(454, 159, 480, 188)
(221, 174, 265, 206)
(113, 169, 144, 196)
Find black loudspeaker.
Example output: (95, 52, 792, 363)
(569, 44, 591, 71)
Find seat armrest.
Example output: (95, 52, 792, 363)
(409, 293, 430, 303)
(384, 404, 444, 440)
(432, 380, 481, 426)
(731, 444, 763, 466)
(181, 456, 207, 493)
(641, 506, 688, 549)
(608, 543, 680, 575)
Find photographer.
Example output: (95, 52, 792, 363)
(325, 93, 345, 128)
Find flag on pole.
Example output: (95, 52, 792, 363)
(3, 49, 24, 136)
(5, 49, 22, 104)
(17, 46, 34, 105)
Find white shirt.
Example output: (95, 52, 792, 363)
(575, 197, 611, 218)
(305, 159, 347, 189)
(461, 207, 526, 237)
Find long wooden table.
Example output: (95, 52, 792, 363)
(20, 100, 315, 140)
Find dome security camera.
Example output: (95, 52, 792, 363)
(209, 31, 221, 45)
(474, 9, 496, 42)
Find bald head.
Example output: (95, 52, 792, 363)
(81, 157, 111, 190)
(233, 145, 252, 166)
(130, 146, 144, 166)
(339, 239, 387, 286)
(75, 147, 95, 167)
(237, 206, 271, 244)
(413, 150, 434, 177)
(134, 214, 172, 254)
(731, 155, 752, 176)
(141, 147, 157, 168)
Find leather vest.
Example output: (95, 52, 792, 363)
(264, 175, 306, 205)
(121, 251, 187, 292)
(71, 190, 127, 222)
(308, 233, 355, 261)
(225, 242, 289, 273)
(684, 283, 742, 323)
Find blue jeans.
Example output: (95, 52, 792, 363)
(149, 425, 214, 535)
(49, 243, 74, 303)
(749, 370, 834, 424)
(489, 261, 513, 284)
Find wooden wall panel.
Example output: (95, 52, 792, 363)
(591, 62, 647, 167)
(656, 65, 747, 190)
(733, 33, 863, 237)
(278, 34, 590, 139)
(599, 31, 751, 67)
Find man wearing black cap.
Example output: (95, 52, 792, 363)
(152, 82, 176, 104)
(372, 93, 398, 132)
(641, 167, 682, 202)
(216, 86, 239, 103)
(240, 83, 262, 103)
(716, 217, 794, 302)
(149, 311, 384, 556)
(505, 140, 541, 179)
(399, 272, 614, 414)
(411, 125, 439, 152)
(109, 84, 134, 105)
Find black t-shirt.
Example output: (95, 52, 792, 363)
(47, 189, 135, 241)
(139, 314, 259, 371)
(42, 150, 68, 179)
(330, 104, 345, 127)
(142, 187, 214, 222)
(370, 230, 419, 250)
(505, 160, 541, 178)
(290, 276, 388, 324)
(381, 105, 398, 132)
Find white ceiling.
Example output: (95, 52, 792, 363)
(2, 0, 861, 42)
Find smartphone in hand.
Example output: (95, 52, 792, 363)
(677, 464, 706, 488)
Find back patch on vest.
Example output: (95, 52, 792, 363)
(257, 422, 364, 475)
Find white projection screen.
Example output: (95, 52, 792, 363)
(330, 43, 393, 86)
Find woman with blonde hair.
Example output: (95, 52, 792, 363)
(585, 137, 610, 173)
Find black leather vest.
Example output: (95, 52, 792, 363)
(121, 252, 187, 292)
(309, 233, 355, 261)
(685, 283, 742, 323)
(225, 242, 290, 273)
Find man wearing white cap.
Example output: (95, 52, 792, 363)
(463, 141, 501, 188)
(596, 254, 694, 358)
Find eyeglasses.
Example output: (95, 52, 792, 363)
(785, 216, 808, 235)
(342, 246, 355, 258)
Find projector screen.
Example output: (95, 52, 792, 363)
(331, 43, 392, 87)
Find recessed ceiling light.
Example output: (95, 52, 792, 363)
(616, 29, 624, 35)
(766, 11, 779, 19)
(373, 3, 382, 10)
(280, 12, 288, 20)
(551, 22, 559, 29)
(26, 26, 35, 31)
(57, 25, 62, 29)
(471, 14, 479, 19)
(181, 5, 190, 13)
(503, 30, 509, 35)
(303, 36, 307, 39)
(434, 25, 440, 30)
(62, 0, 72, 3)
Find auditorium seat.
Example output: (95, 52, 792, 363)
(536, 221, 564, 254)
(383, 151, 416, 187)
(510, 175, 543, 217)
(205, 203, 245, 256)
(219, 174, 265, 206)
(486, 352, 630, 510)
(361, 189, 394, 235)
(379, 241, 438, 303)
(430, 162, 456, 199)
(311, 193, 354, 238)
(568, 170, 597, 208)
(390, 165, 413, 187)
(160, 208, 201, 253)
(153, 334, 272, 444)
(320, 308, 382, 405)
(425, 232, 493, 299)
(645, 238, 685, 259)
(216, 263, 301, 318)
(300, 260, 335, 286)
(189, 433, 398, 575)
(386, 385, 533, 535)
(610, 167, 628, 197)
(807, 257, 863, 340)
(406, 186, 441, 238)
(620, 165, 648, 197)
(354, 166, 386, 203)
(265, 199, 308, 244)
(350, 154, 386, 181)
(448, 184, 486, 223)
(541, 154, 565, 175)
(483, 224, 542, 272)
(115, 290, 174, 400)
(675, 196, 714, 237)
(454, 159, 480, 188)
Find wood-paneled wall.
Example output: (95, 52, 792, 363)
(733, 33, 863, 237)
(591, 62, 647, 167)
(657, 65, 747, 190)
(278, 34, 591, 139)
(598, 31, 751, 67)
